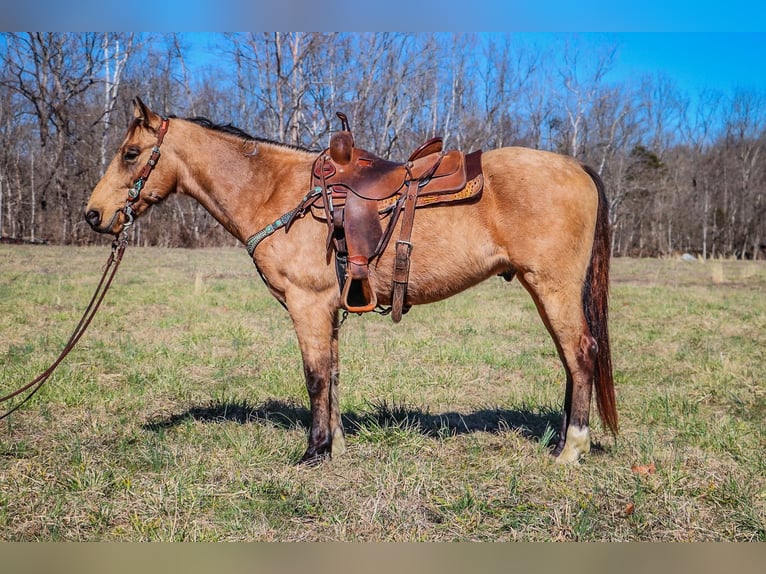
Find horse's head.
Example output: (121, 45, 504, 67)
(85, 97, 176, 235)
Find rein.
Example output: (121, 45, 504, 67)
(0, 118, 169, 422)
(0, 234, 128, 421)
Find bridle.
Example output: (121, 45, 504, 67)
(123, 117, 170, 227)
(0, 117, 170, 421)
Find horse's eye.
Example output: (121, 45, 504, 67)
(123, 148, 140, 163)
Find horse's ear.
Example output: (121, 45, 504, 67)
(132, 97, 162, 131)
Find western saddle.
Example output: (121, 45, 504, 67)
(288, 112, 484, 322)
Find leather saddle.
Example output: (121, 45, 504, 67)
(289, 112, 483, 322)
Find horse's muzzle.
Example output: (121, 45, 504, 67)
(85, 207, 123, 234)
(85, 209, 102, 229)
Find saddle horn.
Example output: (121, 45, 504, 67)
(330, 111, 354, 165)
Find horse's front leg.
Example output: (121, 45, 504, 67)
(329, 310, 346, 456)
(288, 294, 344, 465)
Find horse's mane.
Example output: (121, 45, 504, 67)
(177, 115, 312, 152)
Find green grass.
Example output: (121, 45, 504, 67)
(1, 245, 764, 541)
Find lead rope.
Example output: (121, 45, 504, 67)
(0, 231, 129, 422)
(0, 118, 169, 422)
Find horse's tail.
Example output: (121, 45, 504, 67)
(581, 164, 618, 436)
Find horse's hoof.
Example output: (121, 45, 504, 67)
(553, 425, 590, 464)
(554, 447, 582, 464)
(331, 427, 347, 456)
(297, 450, 331, 467)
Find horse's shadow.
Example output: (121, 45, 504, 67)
(142, 397, 564, 447)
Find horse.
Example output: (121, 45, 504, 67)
(85, 97, 617, 465)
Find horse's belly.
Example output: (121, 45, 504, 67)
(371, 228, 509, 306)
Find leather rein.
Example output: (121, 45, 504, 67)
(0, 118, 169, 422)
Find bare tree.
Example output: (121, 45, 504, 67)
(722, 89, 766, 258)
(0, 33, 103, 241)
(1, 32, 764, 255)
(555, 38, 617, 159)
(100, 33, 134, 172)
(678, 88, 723, 259)
(477, 34, 541, 149)
(227, 32, 321, 145)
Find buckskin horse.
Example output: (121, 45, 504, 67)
(85, 97, 617, 465)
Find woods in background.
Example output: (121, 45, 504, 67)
(1, 32, 764, 258)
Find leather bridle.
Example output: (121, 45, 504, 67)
(123, 117, 170, 227)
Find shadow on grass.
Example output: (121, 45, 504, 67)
(142, 397, 563, 445)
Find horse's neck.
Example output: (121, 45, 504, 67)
(176, 135, 313, 244)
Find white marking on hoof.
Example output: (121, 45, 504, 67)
(331, 427, 346, 456)
(554, 425, 591, 464)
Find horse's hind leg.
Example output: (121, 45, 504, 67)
(518, 271, 597, 464)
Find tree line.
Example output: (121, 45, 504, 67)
(1, 32, 764, 258)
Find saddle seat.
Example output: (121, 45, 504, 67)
(326, 130, 448, 200)
(291, 112, 484, 321)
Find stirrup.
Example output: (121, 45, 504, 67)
(341, 276, 377, 313)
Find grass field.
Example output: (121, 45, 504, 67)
(1, 245, 764, 541)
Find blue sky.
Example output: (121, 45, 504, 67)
(6, 1, 766, 32)
(608, 33, 766, 93)
(183, 32, 766, 97)
(519, 33, 766, 94)
(4, 3, 766, 97)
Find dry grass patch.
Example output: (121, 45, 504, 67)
(1, 246, 764, 540)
